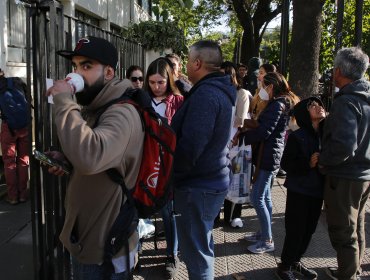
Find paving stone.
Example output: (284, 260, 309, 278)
(133, 178, 370, 279)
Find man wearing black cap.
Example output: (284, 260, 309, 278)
(47, 36, 144, 279)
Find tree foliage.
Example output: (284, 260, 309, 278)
(152, 0, 225, 38)
(125, 20, 187, 54)
(320, 0, 370, 73)
(230, 0, 282, 64)
(151, 0, 284, 65)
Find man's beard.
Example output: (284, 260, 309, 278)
(75, 75, 105, 106)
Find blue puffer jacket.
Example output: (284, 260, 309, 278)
(240, 96, 292, 172)
(171, 72, 236, 190)
(319, 79, 370, 180)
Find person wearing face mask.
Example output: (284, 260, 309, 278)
(145, 57, 184, 279)
(239, 72, 299, 254)
(249, 63, 277, 120)
(46, 36, 145, 279)
(126, 65, 144, 89)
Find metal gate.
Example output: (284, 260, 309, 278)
(23, 1, 145, 279)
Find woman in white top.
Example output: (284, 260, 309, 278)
(220, 61, 251, 228)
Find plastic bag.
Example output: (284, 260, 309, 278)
(226, 144, 252, 204)
(137, 218, 155, 239)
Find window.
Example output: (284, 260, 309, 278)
(8, 0, 27, 47)
(110, 25, 122, 36)
(75, 10, 101, 41)
(137, 0, 152, 15)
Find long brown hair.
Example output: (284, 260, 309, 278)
(263, 72, 300, 108)
(145, 57, 180, 96)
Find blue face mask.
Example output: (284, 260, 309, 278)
(258, 87, 270, 101)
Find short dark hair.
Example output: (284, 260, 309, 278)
(237, 63, 247, 70)
(190, 40, 223, 70)
(260, 63, 276, 73)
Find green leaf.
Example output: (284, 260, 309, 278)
(183, 0, 193, 9)
(152, 6, 160, 17)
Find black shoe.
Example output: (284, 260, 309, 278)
(165, 255, 179, 279)
(325, 267, 362, 280)
(325, 267, 338, 280)
(275, 268, 297, 280)
(292, 262, 317, 279)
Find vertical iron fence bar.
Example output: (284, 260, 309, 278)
(335, 0, 344, 52)
(354, 0, 363, 47)
(332, 0, 345, 101)
(27, 3, 40, 280)
(279, 0, 290, 76)
(28, 6, 146, 279)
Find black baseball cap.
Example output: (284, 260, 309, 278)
(57, 36, 118, 69)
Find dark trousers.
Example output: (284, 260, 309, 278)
(223, 199, 242, 222)
(324, 176, 370, 280)
(281, 190, 323, 267)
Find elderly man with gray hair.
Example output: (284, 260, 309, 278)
(319, 47, 370, 280)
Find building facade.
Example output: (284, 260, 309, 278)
(0, 0, 156, 79)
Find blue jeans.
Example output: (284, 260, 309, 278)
(160, 200, 179, 256)
(174, 186, 227, 280)
(251, 169, 274, 241)
(72, 258, 130, 280)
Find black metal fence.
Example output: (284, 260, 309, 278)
(24, 1, 144, 279)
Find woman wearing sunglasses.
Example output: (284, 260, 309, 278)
(126, 65, 144, 89)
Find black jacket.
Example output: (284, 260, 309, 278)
(240, 96, 291, 172)
(281, 97, 325, 198)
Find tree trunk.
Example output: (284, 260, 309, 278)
(240, 28, 257, 65)
(289, 0, 324, 99)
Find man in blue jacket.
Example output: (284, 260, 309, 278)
(171, 40, 236, 280)
(319, 47, 370, 280)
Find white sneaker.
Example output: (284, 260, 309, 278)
(247, 240, 275, 254)
(231, 218, 243, 228)
(244, 232, 261, 242)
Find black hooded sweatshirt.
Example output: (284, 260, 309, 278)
(281, 97, 325, 199)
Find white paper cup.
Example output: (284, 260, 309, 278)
(65, 73, 84, 94)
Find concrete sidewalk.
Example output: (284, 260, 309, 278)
(1, 178, 369, 280)
(0, 198, 33, 280)
(134, 178, 370, 279)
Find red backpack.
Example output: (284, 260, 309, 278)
(96, 88, 176, 278)
(97, 89, 176, 218)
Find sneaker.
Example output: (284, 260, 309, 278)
(231, 218, 243, 228)
(275, 268, 297, 280)
(244, 232, 261, 242)
(325, 267, 361, 280)
(165, 255, 179, 279)
(292, 262, 317, 280)
(6, 197, 18, 205)
(247, 240, 275, 254)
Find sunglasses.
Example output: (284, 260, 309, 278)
(130, 76, 143, 82)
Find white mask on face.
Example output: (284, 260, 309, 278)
(258, 87, 270, 101)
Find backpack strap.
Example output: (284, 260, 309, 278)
(95, 88, 145, 280)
